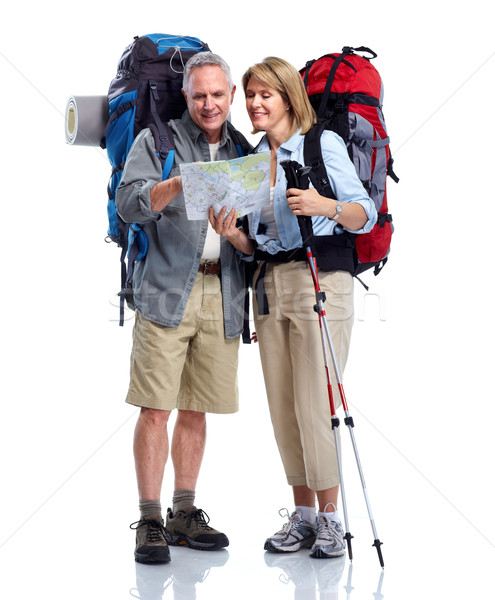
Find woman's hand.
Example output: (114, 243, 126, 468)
(286, 187, 335, 218)
(287, 187, 368, 229)
(208, 206, 255, 255)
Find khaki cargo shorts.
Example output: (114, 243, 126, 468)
(125, 268, 240, 414)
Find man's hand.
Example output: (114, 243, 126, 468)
(208, 206, 254, 255)
(208, 206, 239, 237)
(150, 176, 183, 212)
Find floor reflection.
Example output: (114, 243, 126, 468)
(129, 549, 385, 600)
(265, 553, 385, 600)
(372, 569, 385, 600)
(265, 551, 345, 599)
(130, 549, 229, 600)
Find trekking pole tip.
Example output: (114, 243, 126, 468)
(345, 531, 354, 562)
(373, 538, 384, 568)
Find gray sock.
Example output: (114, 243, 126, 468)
(172, 489, 196, 514)
(139, 499, 162, 520)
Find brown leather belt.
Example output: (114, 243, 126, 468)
(198, 262, 221, 275)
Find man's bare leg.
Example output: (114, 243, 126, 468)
(132, 407, 172, 564)
(166, 409, 229, 550)
(134, 407, 172, 501)
(171, 409, 206, 491)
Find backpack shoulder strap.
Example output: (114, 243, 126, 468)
(226, 121, 252, 156)
(224, 121, 254, 345)
(303, 123, 336, 199)
(148, 122, 176, 180)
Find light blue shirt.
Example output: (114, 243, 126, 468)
(247, 130, 377, 254)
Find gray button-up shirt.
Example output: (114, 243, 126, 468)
(116, 111, 249, 338)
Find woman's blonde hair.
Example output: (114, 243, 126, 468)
(242, 56, 316, 137)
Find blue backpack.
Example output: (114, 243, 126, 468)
(101, 34, 249, 324)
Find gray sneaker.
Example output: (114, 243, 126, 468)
(264, 509, 317, 553)
(309, 514, 346, 559)
(130, 517, 171, 564)
(166, 507, 229, 550)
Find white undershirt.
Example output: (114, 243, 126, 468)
(202, 142, 221, 259)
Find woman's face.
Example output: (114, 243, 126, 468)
(245, 77, 291, 136)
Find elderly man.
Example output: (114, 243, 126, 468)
(117, 52, 252, 564)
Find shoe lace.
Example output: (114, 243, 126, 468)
(277, 508, 303, 537)
(186, 508, 213, 530)
(129, 518, 171, 543)
(317, 516, 339, 542)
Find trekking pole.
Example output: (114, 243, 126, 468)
(280, 160, 384, 568)
(280, 160, 353, 562)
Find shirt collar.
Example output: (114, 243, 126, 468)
(280, 130, 304, 152)
(257, 130, 304, 153)
(181, 110, 230, 147)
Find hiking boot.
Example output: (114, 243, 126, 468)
(130, 517, 171, 564)
(264, 508, 317, 553)
(165, 507, 229, 550)
(309, 514, 346, 559)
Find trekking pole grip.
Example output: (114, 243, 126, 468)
(280, 160, 314, 246)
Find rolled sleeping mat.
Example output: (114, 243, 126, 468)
(65, 95, 108, 146)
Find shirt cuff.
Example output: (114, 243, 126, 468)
(344, 198, 378, 234)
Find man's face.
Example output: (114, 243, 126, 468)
(183, 65, 236, 144)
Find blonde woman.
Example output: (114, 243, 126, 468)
(239, 57, 377, 558)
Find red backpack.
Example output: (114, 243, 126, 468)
(300, 46, 399, 282)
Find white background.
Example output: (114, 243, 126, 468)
(1, 2, 494, 599)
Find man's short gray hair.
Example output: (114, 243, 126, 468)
(182, 52, 234, 96)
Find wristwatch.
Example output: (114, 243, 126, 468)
(332, 201, 342, 221)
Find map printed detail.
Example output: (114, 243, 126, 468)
(179, 153, 271, 220)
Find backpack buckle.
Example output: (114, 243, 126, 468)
(149, 80, 160, 100)
(310, 160, 329, 190)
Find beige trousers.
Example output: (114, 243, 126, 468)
(253, 261, 354, 490)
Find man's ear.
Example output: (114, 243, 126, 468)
(230, 85, 237, 105)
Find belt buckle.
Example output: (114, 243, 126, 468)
(203, 261, 218, 275)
